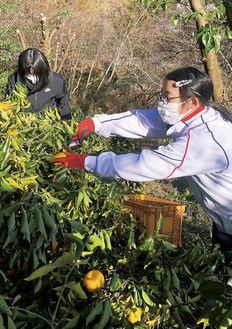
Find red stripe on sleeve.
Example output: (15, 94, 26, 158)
(165, 130, 191, 178)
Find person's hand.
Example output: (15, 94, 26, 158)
(72, 118, 95, 143)
(53, 152, 87, 169)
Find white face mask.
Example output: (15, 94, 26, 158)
(157, 101, 191, 125)
(25, 74, 38, 84)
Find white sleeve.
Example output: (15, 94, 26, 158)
(92, 108, 168, 139)
(85, 147, 183, 181)
(84, 130, 228, 181)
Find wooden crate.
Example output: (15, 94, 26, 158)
(123, 194, 185, 246)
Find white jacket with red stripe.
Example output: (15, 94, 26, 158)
(85, 106, 232, 234)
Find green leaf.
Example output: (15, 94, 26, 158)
(227, 277, 232, 287)
(20, 206, 30, 242)
(24, 264, 56, 281)
(62, 315, 81, 329)
(166, 291, 175, 305)
(171, 14, 180, 25)
(32, 247, 39, 269)
(24, 254, 74, 281)
(198, 277, 224, 299)
(34, 205, 47, 240)
(0, 202, 21, 217)
(68, 282, 88, 300)
(12, 295, 21, 306)
(75, 189, 83, 208)
(86, 233, 103, 251)
(213, 32, 222, 52)
(10, 137, 20, 151)
(110, 272, 122, 292)
(0, 295, 11, 316)
(191, 272, 210, 290)
(142, 290, 153, 306)
(187, 294, 201, 303)
(3, 228, 19, 248)
(183, 264, 192, 276)
(63, 233, 84, 258)
(139, 235, 154, 251)
(62, 314, 80, 329)
(103, 229, 112, 250)
(99, 231, 106, 252)
(86, 300, 104, 327)
(93, 300, 112, 329)
(197, 317, 210, 329)
(7, 315, 16, 329)
(164, 270, 171, 291)
(202, 32, 212, 48)
(219, 309, 232, 328)
(0, 314, 3, 326)
(82, 189, 92, 209)
(162, 240, 177, 251)
(41, 206, 57, 241)
(171, 268, 180, 290)
(226, 29, 232, 40)
(0, 270, 8, 283)
(155, 213, 164, 233)
(127, 228, 136, 249)
(69, 220, 86, 230)
(52, 254, 75, 267)
(7, 212, 16, 232)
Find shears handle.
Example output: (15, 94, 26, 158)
(67, 140, 82, 151)
(68, 140, 81, 148)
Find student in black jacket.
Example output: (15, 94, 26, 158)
(6, 47, 72, 120)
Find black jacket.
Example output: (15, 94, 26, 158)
(7, 71, 72, 120)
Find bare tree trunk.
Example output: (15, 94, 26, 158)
(189, 0, 224, 102)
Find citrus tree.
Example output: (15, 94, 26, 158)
(0, 86, 232, 328)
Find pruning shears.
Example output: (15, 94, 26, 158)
(57, 139, 81, 153)
(66, 126, 90, 150)
(67, 139, 81, 149)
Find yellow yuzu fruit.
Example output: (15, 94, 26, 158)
(7, 129, 21, 140)
(83, 270, 105, 292)
(0, 101, 14, 110)
(8, 129, 19, 136)
(128, 307, 142, 323)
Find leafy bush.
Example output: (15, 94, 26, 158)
(0, 90, 232, 328)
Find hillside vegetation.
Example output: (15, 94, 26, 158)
(0, 1, 232, 328)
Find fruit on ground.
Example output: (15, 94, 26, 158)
(83, 270, 105, 292)
(128, 307, 142, 323)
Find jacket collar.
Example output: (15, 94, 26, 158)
(166, 106, 207, 137)
(182, 105, 206, 122)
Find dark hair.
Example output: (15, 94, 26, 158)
(166, 67, 232, 122)
(17, 48, 52, 95)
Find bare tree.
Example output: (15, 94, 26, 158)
(189, 0, 224, 102)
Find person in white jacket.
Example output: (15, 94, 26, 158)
(53, 66, 232, 256)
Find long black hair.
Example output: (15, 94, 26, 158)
(166, 67, 232, 122)
(17, 48, 52, 95)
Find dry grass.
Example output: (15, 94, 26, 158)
(0, 0, 211, 113)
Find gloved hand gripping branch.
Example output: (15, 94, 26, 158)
(53, 152, 87, 169)
(71, 118, 95, 144)
(53, 118, 94, 169)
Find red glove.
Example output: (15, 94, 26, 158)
(72, 118, 95, 143)
(53, 152, 87, 169)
